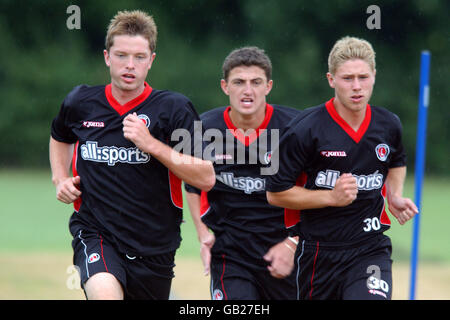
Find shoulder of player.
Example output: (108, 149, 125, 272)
(63, 84, 104, 108)
(269, 104, 302, 119)
(150, 89, 192, 107)
(200, 106, 227, 119)
(370, 105, 402, 124)
(149, 89, 199, 120)
(198, 106, 228, 128)
(289, 103, 325, 131)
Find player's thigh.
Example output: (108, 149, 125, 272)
(125, 251, 175, 300)
(211, 275, 259, 300)
(84, 272, 124, 300)
(342, 256, 392, 300)
(210, 256, 259, 300)
(72, 229, 126, 298)
(258, 270, 297, 300)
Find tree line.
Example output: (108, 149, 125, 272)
(0, 0, 448, 174)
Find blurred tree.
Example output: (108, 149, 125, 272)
(0, 0, 448, 174)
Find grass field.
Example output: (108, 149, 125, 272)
(0, 169, 449, 299)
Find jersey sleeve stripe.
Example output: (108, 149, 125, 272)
(72, 140, 82, 212)
(168, 170, 183, 209)
(379, 184, 391, 225)
(200, 191, 211, 217)
(284, 172, 307, 228)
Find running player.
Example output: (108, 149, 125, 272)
(266, 36, 418, 300)
(185, 47, 302, 300)
(49, 10, 215, 300)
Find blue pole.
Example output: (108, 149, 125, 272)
(409, 51, 431, 300)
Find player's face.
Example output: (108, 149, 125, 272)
(104, 35, 155, 95)
(221, 65, 273, 117)
(327, 59, 376, 114)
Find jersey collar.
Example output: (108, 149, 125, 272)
(105, 82, 153, 116)
(325, 98, 371, 143)
(223, 104, 274, 146)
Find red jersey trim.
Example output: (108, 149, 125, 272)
(309, 241, 320, 300)
(379, 184, 391, 225)
(200, 191, 211, 217)
(284, 172, 307, 228)
(325, 98, 371, 143)
(168, 170, 183, 209)
(98, 234, 109, 272)
(223, 104, 274, 146)
(72, 141, 81, 212)
(220, 254, 228, 300)
(105, 82, 152, 116)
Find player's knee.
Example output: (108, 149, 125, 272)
(84, 272, 124, 300)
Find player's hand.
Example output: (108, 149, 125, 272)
(122, 112, 155, 153)
(263, 238, 296, 279)
(55, 175, 81, 204)
(330, 173, 358, 207)
(388, 195, 418, 225)
(200, 232, 215, 276)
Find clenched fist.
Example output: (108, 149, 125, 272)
(330, 173, 358, 207)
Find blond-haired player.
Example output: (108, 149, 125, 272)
(266, 36, 417, 300)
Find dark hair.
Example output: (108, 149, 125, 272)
(222, 46, 272, 81)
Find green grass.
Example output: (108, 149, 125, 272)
(1, 170, 449, 263)
(0, 170, 74, 252)
(386, 176, 450, 262)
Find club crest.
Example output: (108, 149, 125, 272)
(375, 144, 390, 161)
(138, 114, 151, 128)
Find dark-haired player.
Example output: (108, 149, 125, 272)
(49, 10, 215, 300)
(266, 36, 418, 300)
(185, 46, 302, 300)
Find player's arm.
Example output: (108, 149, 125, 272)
(266, 173, 358, 210)
(49, 137, 81, 204)
(185, 190, 215, 275)
(122, 113, 215, 191)
(385, 166, 418, 225)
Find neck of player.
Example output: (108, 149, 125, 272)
(229, 104, 267, 133)
(333, 97, 367, 132)
(111, 82, 146, 106)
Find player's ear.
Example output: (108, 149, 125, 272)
(220, 79, 229, 95)
(326, 72, 335, 88)
(265, 79, 273, 95)
(104, 49, 111, 67)
(148, 52, 156, 70)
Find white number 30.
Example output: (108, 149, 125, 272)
(363, 217, 381, 232)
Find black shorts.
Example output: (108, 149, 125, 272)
(209, 254, 297, 300)
(72, 229, 175, 300)
(295, 235, 393, 300)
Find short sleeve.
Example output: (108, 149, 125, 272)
(50, 88, 81, 144)
(266, 117, 311, 192)
(168, 97, 203, 159)
(388, 113, 407, 168)
(184, 183, 201, 195)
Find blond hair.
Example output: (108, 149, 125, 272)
(105, 10, 157, 52)
(328, 36, 376, 74)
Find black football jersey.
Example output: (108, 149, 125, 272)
(185, 104, 302, 267)
(51, 82, 201, 256)
(266, 98, 406, 243)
